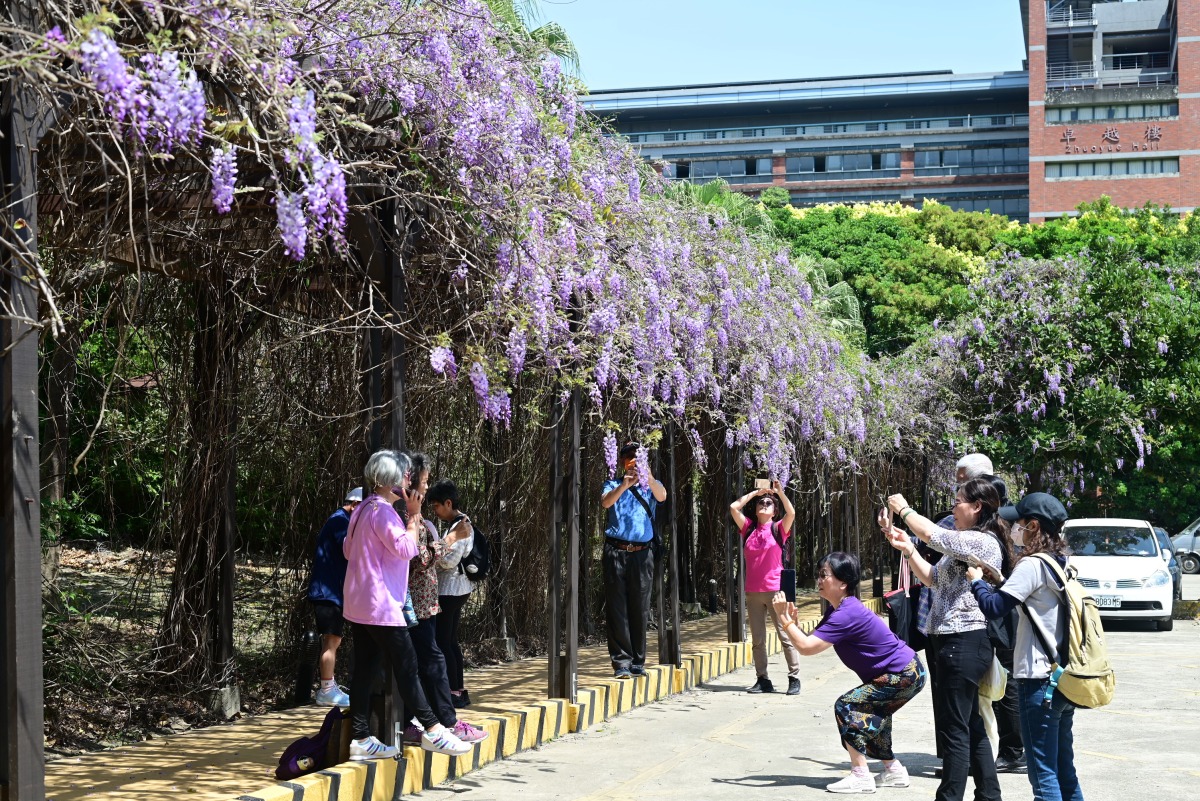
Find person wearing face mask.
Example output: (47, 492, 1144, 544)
(772, 553, 926, 792)
(966, 493, 1081, 801)
(879, 478, 1008, 801)
(730, 479, 801, 695)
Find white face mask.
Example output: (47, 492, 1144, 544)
(1011, 523, 1026, 547)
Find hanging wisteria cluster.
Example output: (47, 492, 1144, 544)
(20, 0, 949, 479)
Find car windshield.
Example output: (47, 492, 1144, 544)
(1066, 526, 1158, 557)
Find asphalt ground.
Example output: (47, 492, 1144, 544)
(426, 616, 1200, 801)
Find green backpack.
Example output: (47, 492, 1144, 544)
(1022, 553, 1116, 709)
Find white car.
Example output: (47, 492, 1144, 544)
(1062, 518, 1175, 632)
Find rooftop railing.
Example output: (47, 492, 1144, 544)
(621, 113, 1029, 145)
(1047, 6, 1096, 26)
(1048, 54, 1175, 88)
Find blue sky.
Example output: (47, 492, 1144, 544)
(537, 0, 1027, 91)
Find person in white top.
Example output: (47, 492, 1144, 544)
(429, 478, 476, 709)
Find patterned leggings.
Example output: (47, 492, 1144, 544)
(834, 658, 927, 761)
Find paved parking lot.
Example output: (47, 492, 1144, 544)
(427, 619, 1200, 801)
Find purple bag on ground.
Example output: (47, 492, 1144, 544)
(275, 707, 345, 780)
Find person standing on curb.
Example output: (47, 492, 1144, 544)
(599, 442, 667, 679)
(307, 486, 362, 708)
(730, 479, 802, 695)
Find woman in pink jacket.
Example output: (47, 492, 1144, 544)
(343, 450, 472, 760)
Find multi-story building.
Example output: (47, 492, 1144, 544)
(1028, 0, 1189, 221)
(584, 0, 1198, 224)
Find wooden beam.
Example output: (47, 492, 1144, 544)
(1, 3, 46, 793)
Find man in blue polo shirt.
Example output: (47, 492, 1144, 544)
(600, 442, 668, 679)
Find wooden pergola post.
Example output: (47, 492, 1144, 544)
(1, 7, 46, 795)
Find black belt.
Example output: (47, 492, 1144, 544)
(606, 537, 650, 552)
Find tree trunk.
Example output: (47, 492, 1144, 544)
(157, 272, 240, 695)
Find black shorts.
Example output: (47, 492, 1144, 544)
(311, 600, 344, 637)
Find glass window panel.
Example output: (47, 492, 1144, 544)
(1170, 103, 1179, 116)
(827, 155, 844, 171)
(882, 152, 900, 169)
(1094, 161, 1111, 176)
(1128, 160, 1146, 175)
(1168, 158, 1180, 173)
(1078, 162, 1095, 177)
(1105, 106, 1117, 119)
(1063, 163, 1078, 177)
(1046, 163, 1061, 178)
(944, 150, 962, 167)
(1078, 107, 1094, 121)
(1128, 104, 1143, 117)
(756, 158, 774, 176)
(785, 157, 800, 173)
(1111, 160, 1128, 175)
(1047, 108, 1060, 122)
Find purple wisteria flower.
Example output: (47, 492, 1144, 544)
(275, 191, 307, 261)
(79, 29, 144, 126)
(430, 346, 457, 378)
(140, 50, 206, 151)
(209, 147, 237, 214)
(635, 445, 652, 492)
(603, 432, 618, 478)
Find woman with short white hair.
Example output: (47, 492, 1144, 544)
(343, 450, 472, 760)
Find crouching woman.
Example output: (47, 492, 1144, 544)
(773, 552, 927, 793)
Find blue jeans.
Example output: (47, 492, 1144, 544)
(1017, 678, 1085, 801)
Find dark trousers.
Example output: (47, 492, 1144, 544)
(994, 646, 1024, 761)
(602, 543, 654, 672)
(348, 622, 438, 740)
(409, 615, 456, 728)
(929, 629, 1002, 801)
(437, 594, 469, 691)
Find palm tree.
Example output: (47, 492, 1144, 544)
(484, 0, 581, 73)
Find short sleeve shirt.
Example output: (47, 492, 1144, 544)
(813, 596, 917, 684)
(927, 529, 1003, 635)
(603, 480, 656, 543)
(743, 520, 788, 593)
(1001, 556, 1065, 679)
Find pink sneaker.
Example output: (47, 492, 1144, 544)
(452, 720, 489, 743)
(403, 724, 423, 744)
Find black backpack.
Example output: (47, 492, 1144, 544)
(455, 515, 491, 582)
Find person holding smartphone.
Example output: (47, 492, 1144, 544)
(599, 442, 667, 679)
(773, 552, 926, 792)
(730, 479, 801, 695)
(878, 478, 1009, 801)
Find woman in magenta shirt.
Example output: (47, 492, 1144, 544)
(729, 480, 801, 695)
(774, 552, 927, 794)
(342, 450, 472, 761)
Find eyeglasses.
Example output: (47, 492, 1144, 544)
(953, 498, 971, 507)
(817, 571, 832, 580)
(758, 498, 775, 505)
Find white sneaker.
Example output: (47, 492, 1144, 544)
(314, 686, 350, 707)
(349, 735, 399, 761)
(421, 726, 473, 756)
(827, 772, 877, 794)
(875, 765, 910, 788)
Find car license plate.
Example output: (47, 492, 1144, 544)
(1093, 595, 1121, 609)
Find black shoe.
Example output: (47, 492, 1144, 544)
(452, 689, 471, 708)
(630, 665, 646, 676)
(995, 755, 1027, 774)
(786, 677, 801, 695)
(747, 676, 774, 694)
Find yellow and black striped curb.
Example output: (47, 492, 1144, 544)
(236, 599, 881, 800)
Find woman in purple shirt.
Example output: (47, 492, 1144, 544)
(774, 552, 927, 793)
(343, 450, 472, 761)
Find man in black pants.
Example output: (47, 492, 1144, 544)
(599, 442, 667, 679)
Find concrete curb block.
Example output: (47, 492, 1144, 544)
(235, 599, 882, 800)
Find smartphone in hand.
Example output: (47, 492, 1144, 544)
(754, 478, 770, 490)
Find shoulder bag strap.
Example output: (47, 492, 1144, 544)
(1019, 555, 1069, 666)
(628, 487, 655, 524)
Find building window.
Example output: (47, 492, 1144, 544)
(755, 158, 774, 176)
(881, 152, 901, 169)
(914, 151, 940, 168)
(703, 130, 721, 140)
(786, 156, 817, 174)
(1045, 158, 1179, 179)
(663, 132, 679, 142)
(1046, 103, 1179, 124)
